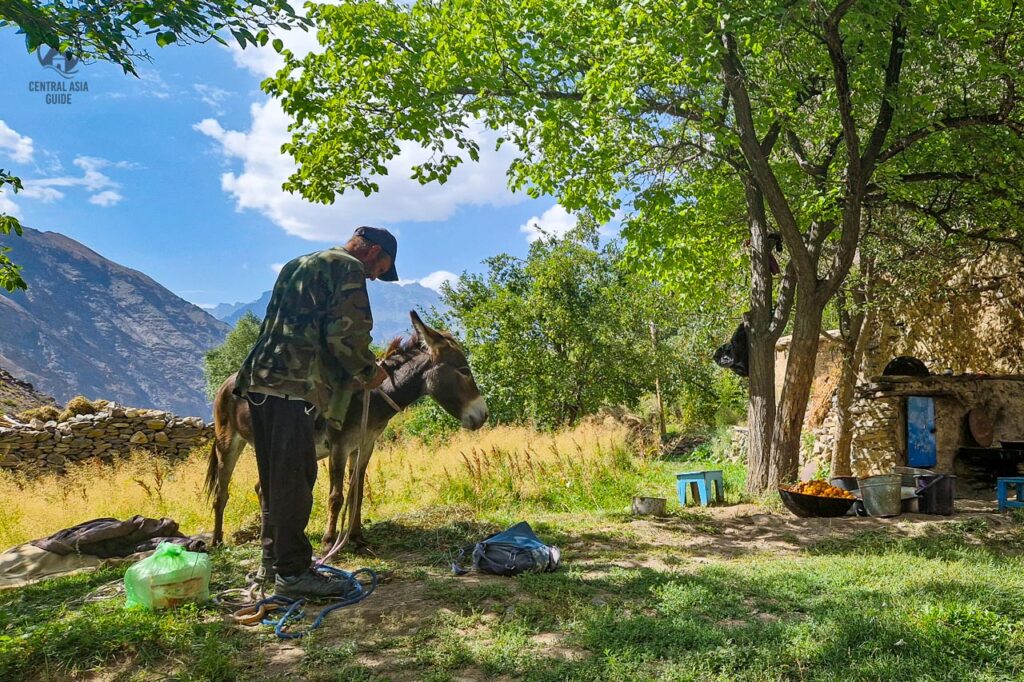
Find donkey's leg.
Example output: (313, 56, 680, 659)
(349, 443, 376, 548)
(212, 434, 245, 545)
(322, 446, 347, 548)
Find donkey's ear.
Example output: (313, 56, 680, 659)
(410, 310, 446, 351)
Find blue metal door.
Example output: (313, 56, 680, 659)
(907, 396, 937, 467)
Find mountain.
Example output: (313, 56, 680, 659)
(0, 365, 56, 417)
(219, 279, 446, 344)
(0, 227, 230, 417)
(207, 300, 247, 320)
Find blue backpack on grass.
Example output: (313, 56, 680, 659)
(452, 521, 561, 576)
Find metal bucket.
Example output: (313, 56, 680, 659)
(916, 474, 955, 515)
(829, 476, 859, 492)
(631, 496, 667, 516)
(895, 466, 934, 488)
(858, 474, 902, 517)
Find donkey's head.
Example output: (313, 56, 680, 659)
(384, 311, 488, 429)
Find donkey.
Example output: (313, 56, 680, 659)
(205, 311, 488, 547)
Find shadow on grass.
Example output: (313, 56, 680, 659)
(809, 516, 1024, 562)
(0, 565, 243, 681)
(431, 551, 1024, 682)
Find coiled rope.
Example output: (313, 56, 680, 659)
(220, 565, 378, 639)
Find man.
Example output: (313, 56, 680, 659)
(234, 226, 397, 599)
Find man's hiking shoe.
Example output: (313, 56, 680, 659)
(274, 569, 355, 600)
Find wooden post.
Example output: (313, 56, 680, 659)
(649, 322, 666, 439)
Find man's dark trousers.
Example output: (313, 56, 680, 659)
(248, 393, 317, 577)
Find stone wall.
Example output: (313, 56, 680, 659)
(848, 397, 901, 476)
(863, 254, 1024, 378)
(853, 375, 1024, 475)
(763, 250, 1024, 476)
(0, 402, 212, 473)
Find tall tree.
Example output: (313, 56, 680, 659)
(265, 0, 1024, 489)
(203, 311, 261, 400)
(437, 227, 734, 428)
(0, 0, 309, 291)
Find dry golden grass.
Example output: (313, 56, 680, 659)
(0, 421, 632, 549)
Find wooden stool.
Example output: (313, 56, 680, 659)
(997, 477, 1024, 512)
(676, 470, 725, 506)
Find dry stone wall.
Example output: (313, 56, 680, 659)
(848, 397, 901, 476)
(757, 250, 1024, 476)
(0, 402, 212, 473)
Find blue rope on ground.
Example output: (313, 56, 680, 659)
(248, 565, 378, 640)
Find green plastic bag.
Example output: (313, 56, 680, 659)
(124, 542, 211, 611)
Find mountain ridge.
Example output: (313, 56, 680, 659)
(0, 227, 229, 417)
(217, 279, 447, 344)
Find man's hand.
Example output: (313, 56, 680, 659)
(360, 363, 388, 390)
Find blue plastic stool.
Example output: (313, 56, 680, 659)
(997, 477, 1024, 512)
(676, 470, 725, 506)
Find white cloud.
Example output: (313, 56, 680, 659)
(196, 303, 217, 310)
(19, 185, 64, 202)
(13, 155, 131, 209)
(32, 156, 122, 192)
(196, 100, 525, 241)
(270, 262, 285, 273)
(520, 204, 576, 242)
(227, 30, 321, 78)
(413, 270, 459, 292)
(194, 83, 232, 114)
(0, 120, 33, 163)
(105, 68, 174, 100)
(89, 190, 123, 207)
(0, 190, 20, 217)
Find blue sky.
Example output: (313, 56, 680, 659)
(0, 28, 580, 309)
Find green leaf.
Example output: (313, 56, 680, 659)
(155, 31, 177, 47)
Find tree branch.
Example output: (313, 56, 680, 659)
(786, 130, 827, 177)
(860, 5, 907, 171)
(720, 29, 814, 278)
(822, 9, 861, 177)
(769, 261, 797, 341)
(820, 9, 865, 301)
(877, 112, 1024, 165)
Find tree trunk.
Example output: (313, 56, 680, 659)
(831, 252, 876, 478)
(830, 353, 858, 477)
(649, 323, 666, 439)
(746, 326, 775, 492)
(769, 293, 823, 486)
(743, 181, 778, 493)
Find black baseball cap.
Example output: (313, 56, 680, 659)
(353, 225, 398, 281)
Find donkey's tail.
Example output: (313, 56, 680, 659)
(204, 438, 220, 501)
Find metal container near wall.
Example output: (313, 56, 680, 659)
(859, 474, 902, 517)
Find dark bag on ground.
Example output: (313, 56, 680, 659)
(452, 521, 561, 576)
(30, 516, 206, 558)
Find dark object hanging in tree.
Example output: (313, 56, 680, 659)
(714, 318, 750, 377)
(882, 356, 929, 377)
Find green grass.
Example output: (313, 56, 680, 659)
(432, 438, 750, 518)
(3, 445, 1023, 681)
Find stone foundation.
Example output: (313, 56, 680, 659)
(853, 375, 1024, 474)
(0, 403, 212, 474)
(848, 397, 901, 475)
